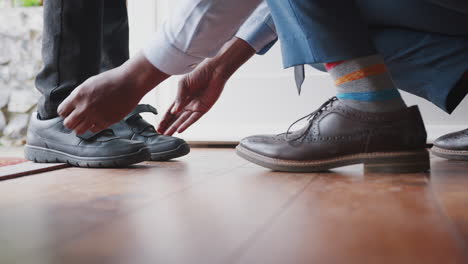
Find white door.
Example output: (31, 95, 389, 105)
(128, 0, 468, 143)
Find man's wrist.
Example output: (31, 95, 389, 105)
(209, 37, 256, 80)
(120, 53, 171, 97)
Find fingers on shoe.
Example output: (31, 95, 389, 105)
(74, 119, 94, 135)
(63, 109, 84, 130)
(177, 112, 203, 134)
(165, 111, 191, 136)
(57, 102, 74, 118)
(89, 123, 107, 133)
(57, 100, 74, 118)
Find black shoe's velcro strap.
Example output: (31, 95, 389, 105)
(124, 104, 158, 121)
(77, 129, 116, 141)
(123, 105, 160, 135)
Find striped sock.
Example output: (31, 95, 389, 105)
(325, 55, 406, 112)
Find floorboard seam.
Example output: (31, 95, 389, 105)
(0, 162, 70, 182)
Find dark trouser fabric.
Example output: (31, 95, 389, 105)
(36, 0, 129, 119)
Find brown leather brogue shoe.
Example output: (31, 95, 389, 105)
(432, 129, 468, 160)
(236, 97, 429, 173)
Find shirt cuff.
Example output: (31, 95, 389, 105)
(236, 18, 277, 55)
(143, 29, 204, 76)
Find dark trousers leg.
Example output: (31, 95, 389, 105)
(100, 0, 129, 73)
(35, 0, 112, 119)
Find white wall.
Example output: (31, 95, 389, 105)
(127, 0, 180, 127)
(128, 1, 468, 143)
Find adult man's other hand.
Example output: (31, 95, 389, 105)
(157, 61, 228, 136)
(158, 37, 256, 136)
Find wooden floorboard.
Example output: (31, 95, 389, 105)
(235, 171, 466, 264)
(0, 149, 247, 264)
(429, 157, 468, 248)
(0, 148, 467, 264)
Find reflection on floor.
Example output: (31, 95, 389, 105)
(0, 148, 467, 264)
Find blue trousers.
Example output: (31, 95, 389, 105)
(265, 0, 468, 113)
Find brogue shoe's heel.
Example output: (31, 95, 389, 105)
(364, 149, 430, 173)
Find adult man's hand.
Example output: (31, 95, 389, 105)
(158, 37, 256, 136)
(57, 53, 169, 134)
(157, 61, 228, 136)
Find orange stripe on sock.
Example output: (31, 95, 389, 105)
(334, 64, 387, 86)
(324, 61, 345, 71)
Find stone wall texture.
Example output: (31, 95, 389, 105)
(0, 7, 43, 146)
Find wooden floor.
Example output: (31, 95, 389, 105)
(1, 148, 468, 264)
